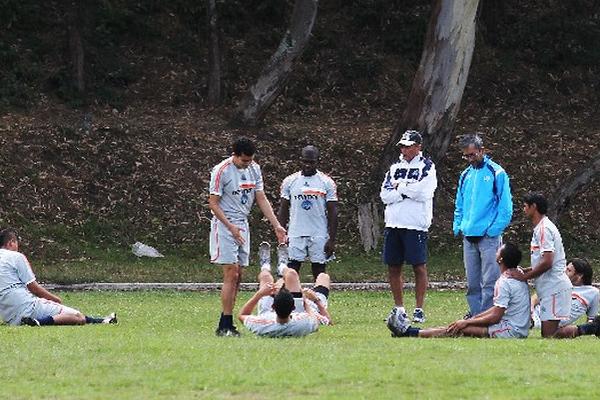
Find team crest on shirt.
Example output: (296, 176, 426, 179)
(301, 199, 312, 210)
(241, 193, 249, 204)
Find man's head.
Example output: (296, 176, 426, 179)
(0, 228, 19, 251)
(231, 137, 256, 169)
(459, 133, 485, 167)
(566, 258, 593, 286)
(523, 192, 548, 218)
(300, 145, 319, 176)
(272, 288, 295, 319)
(496, 242, 522, 269)
(397, 130, 422, 162)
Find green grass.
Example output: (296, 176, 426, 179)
(1, 290, 598, 399)
(32, 245, 465, 284)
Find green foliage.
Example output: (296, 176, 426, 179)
(1, 291, 599, 399)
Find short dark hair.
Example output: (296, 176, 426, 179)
(232, 137, 256, 156)
(272, 288, 295, 318)
(499, 242, 522, 269)
(0, 228, 19, 247)
(523, 192, 548, 215)
(570, 258, 593, 285)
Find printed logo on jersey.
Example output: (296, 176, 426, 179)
(241, 192, 249, 204)
(301, 199, 312, 210)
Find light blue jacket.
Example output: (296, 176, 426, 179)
(453, 155, 513, 237)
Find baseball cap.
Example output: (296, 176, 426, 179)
(396, 130, 422, 147)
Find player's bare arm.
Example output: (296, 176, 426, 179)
(255, 191, 287, 244)
(27, 281, 62, 304)
(325, 201, 338, 257)
(277, 198, 290, 231)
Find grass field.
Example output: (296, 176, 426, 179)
(1, 290, 598, 399)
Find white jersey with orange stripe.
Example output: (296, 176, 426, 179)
(209, 157, 264, 222)
(243, 312, 319, 337)
(562, 285, 600, 326)
(0, 249, 38, 324)
(530, 216, 572, 298)
(280, 170, 337, 238)
(493, 273, 531, 337)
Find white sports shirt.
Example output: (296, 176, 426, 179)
(493, 273, 531, 337)
(243, 312, 319, 337)
(280, 170, 337, 237)
(209, 157, 264, 222)
(0, 249, 38, 324)
(562, 285, 600, 326)
(530, 216, 572, 297)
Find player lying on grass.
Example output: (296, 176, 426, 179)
(531, 258, 599, 330)
(0, 228, 117, 327)
(238, 243, 331, 337)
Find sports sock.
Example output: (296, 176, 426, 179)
(311, 263, 326, 281)
(221, 314, 234, 328)
(577, 322, 597, 336)
(405, 327, 420, 337)
(85, 316, 104, 324)
(38, 316, 55, 326)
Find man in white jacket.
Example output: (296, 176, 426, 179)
(380, 130, 437, 325)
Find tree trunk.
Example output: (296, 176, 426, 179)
(67, 0, 85, 93)
(548, 153, 600, 222)
(231, 0, 318, 127)
(207, 0, 223, 107)
(359, 0, 480, 251)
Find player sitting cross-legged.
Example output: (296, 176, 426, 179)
(0, 228, 117, 327)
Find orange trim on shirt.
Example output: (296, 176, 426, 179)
(572, 292, 589, 307)
(213, 159, 232, 192)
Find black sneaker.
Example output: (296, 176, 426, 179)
(592, 315, 600, 338)
(463, 311, 473, 320)
(216, 326, 241, 337)
(21, 317, 41, 327)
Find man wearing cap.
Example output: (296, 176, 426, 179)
(380, 130, 437, 325)
(453, 133, 513, 318)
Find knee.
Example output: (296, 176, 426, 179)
(284, 267, 299, 281)
(75, 313, 86, 325)
(223, 268, 240, 283)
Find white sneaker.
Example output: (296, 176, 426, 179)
(386, 307, 411, 337)
(258, 242, 271, 270)
(412, 308, 426, 323)
(102, 312, 118, 324)
(276, 244, 289, 277)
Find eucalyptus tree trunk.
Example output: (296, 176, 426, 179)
(67, 0, 85, 93)
(548, 152, 600, 223)
(359, 0, 480, 251)
(207, 0, 223, 106)
(232, 0, 318, 126)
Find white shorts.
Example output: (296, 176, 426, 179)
(488, 320, 526, 339)
(539, 289, 571, 321)
(209, 218, 250, 266)
(289, 236, 328, 264)
(29, 299, 80, 321)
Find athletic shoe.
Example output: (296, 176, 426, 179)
(463, 311, 473, 320)
(21, 317, 41, 327)
(592, 315, 600, 337)
(102, 312, 118, 324)
(258, 241, 271, 270)
(412, 308, 426, 323)
(215, 326, 241, 337)
(386, 307, 411, 337)
(276, 244, 289, 277)
(531, 305, 541, 329)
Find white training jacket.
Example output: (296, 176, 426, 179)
(380, 152, 437, 232)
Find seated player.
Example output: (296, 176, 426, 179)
(238, 243, 331, 337)
(0, 228, 117, 327)
(388, 243, 531, 338)
(531, 258, 599, 329)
